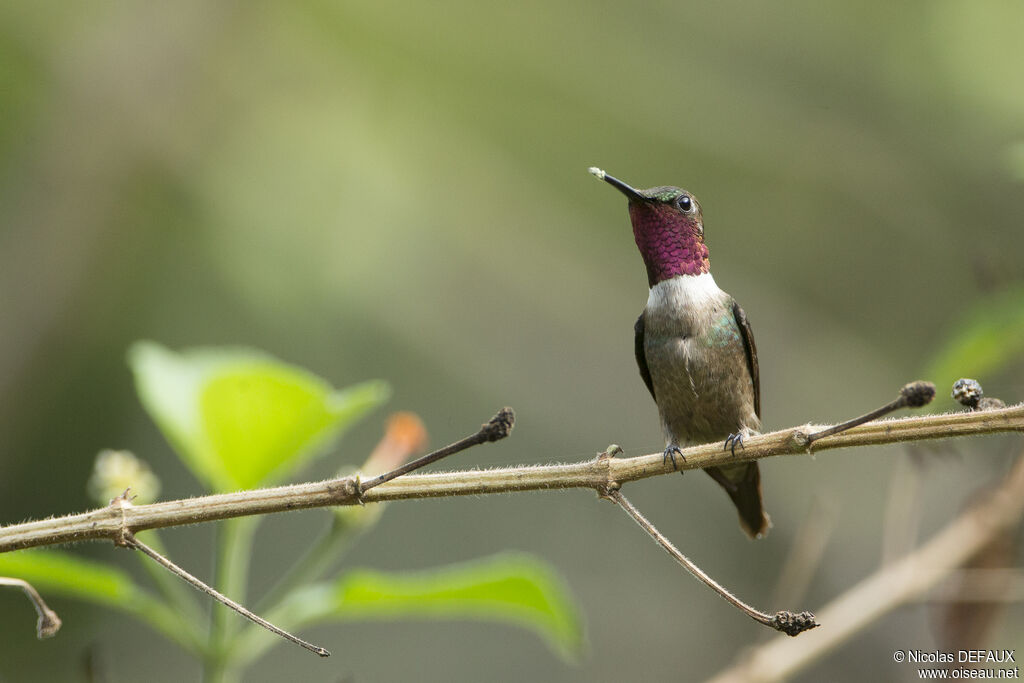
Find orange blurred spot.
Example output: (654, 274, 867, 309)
(361, 412, 429, 476)
(385, 412, 428, 453)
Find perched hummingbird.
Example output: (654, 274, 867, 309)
(589, 167, 770, 538)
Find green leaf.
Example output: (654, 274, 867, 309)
(0, 549, 204, 652)
(0, 549, 145, 608)
(923, 287, 1024, 398)
(128, 342, 390, 491)
(240, 552, 586, 663)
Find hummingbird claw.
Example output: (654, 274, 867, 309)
(723, 433, 746, 457)
(662, 445, 686, 473)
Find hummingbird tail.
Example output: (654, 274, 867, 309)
(705, 463, 771, 539)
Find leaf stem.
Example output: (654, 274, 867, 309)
(205, 517, 259, 681)
(254, 518, 358, 614)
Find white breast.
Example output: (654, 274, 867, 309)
(646, 272, 724, 317)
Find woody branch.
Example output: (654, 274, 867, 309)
(2, 401, 1022, 554)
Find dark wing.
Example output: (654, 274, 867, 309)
(731, 301, 760, 419)
(634, 313, 656, 401)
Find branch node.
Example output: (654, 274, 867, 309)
(108, 489, 134, 548)
(596, 480, 621, 501)
(790, 429, 812, 450)
(769, 610, 819, 637)
(594, 445, 623, 500)
(326, 475, 362, 508)
(352, 474, 366, 506)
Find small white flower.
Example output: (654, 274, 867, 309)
(88, 450, 161, 505)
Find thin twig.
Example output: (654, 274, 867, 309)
(706, 448, 1024, 683)
(1, 401, 1023, 554)
(805, 381, 935, 444)
(0, 576, 62, 638)
(360, 408, 514, 493)
(605, 486, 817, 636)
(121, 532, 330, 658)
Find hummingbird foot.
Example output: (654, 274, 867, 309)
(662, 445, 686, 473)
(723, 432, 746, 457)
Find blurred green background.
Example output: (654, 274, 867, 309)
(1, 1, 1022, 681)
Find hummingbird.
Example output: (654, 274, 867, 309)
(589, 167, 770, 538)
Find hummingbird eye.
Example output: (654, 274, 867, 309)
(676, 195, 692, 212)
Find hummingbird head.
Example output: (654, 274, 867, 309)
(589, 167, 708, 287)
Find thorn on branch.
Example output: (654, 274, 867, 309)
(806, 380, 936, 445)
